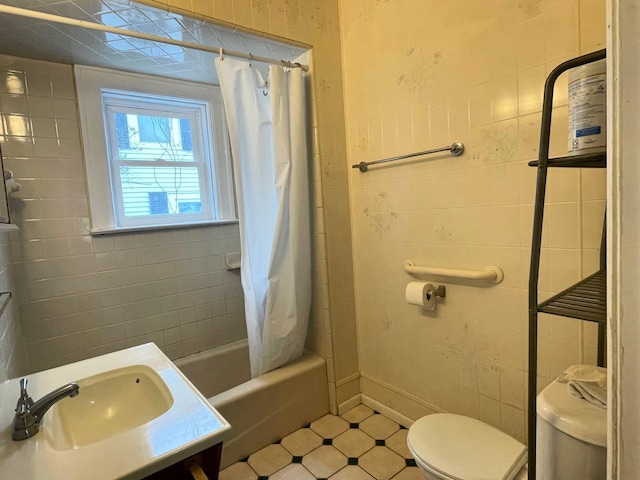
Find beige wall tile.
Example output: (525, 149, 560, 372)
(232, 0, 253, 26)
(518, 65, 546, 116)
(469, 82, 493, 127)
(580, 0, 607, 51)
(341, 0, 606, 443)
(492, 74, 518, 122)
(516, 16, 546, 71)
(545, 1, 580, 62)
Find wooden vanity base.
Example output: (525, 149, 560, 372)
(144, 442, 222, 480)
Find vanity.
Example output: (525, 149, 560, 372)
(0, 343, 232, 479)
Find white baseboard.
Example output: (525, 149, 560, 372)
(338, 393, 362, 415)
(359, 373, 443, 424)
(361, 394, 415, 429)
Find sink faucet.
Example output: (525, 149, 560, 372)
(12, 378, 80, 441)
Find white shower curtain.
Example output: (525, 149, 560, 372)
(215, 57, 311, 378)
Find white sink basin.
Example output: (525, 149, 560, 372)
(46, 365, 174, 450)
(0, 343, 232, 480)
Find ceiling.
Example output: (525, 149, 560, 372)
(0, 0, 307, 84)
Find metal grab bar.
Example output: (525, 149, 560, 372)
(352, 142, 465, 172)
(403, 260, 503, 284)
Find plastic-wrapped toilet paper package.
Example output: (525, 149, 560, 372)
(568, 59, 606, 155)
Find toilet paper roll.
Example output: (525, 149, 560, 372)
(405, 282, 436, 310)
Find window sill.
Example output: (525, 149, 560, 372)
(90, 219, 238, 236)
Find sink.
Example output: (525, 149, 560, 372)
(0, 343, 232, 480)
(45, 365, 174, 450)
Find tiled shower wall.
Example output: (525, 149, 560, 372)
(0, 0, 356, 415)
(0, 54, 245, 372)
(141, 0, 357, 413)
(0, 228, 26, 381)
(340, 0, 606, 442)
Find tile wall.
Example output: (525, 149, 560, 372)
(0, 54, 245, 372)
(0, 227, 27, 381)
(0, 0, 357, 415)
(140, 0, 357, 413)
(340, 0, 606, 442)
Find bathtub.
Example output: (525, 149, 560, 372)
(175, 339, 329, 468)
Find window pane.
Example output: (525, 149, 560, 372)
(115, 113, 130, 150)
(138, 115, 170, 143)
(179, 118, 192, 152)
(112, 112, 195, 162)
(148, 191, 169, 215)
(119, 166, 202, 217)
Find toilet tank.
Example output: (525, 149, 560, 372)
(536, 377, 607, 480)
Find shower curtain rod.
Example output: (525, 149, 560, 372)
(0, 4, 309, 72)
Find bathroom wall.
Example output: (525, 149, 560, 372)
(0, 64, 29, 381)
(0, 0, 357, 413)
(137, 0, 357, 413)
(340, 0, 606, 442)
(0, 227, 27, 381)
(0, 53, 247, 373)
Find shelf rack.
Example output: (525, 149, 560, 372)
(527, 48, 606, 480)
(527, 151, 606, 168)
(537, 270, 606, 323)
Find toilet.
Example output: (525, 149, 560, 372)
(407, 374, 607, 480)
(407, 413, 528, 480)
(535, 375, 607, 479)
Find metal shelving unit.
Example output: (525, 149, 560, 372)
(527, 151, 606, 168)
(537, 270, 606, 322)
(527, 49, 606, 480)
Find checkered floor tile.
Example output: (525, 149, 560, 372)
(219, 405, 424, 480)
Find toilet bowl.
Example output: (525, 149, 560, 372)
(407, 374, 607, 480)
(407, 413, 527, 480)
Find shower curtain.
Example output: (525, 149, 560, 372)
(215, 57, 311, 378)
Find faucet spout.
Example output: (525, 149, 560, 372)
(12, 378, 80, 441)
(30, 383, 80, 421)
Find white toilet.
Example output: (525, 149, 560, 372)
(407, 375, 607, 480)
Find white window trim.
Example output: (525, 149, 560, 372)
(102, 93, 215, 227)
(74, 65, 236, 234)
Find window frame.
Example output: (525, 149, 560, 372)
(102, 93, 214, 227)
(74, 65, 236, 234)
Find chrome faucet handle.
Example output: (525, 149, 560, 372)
(12, 379, 79, 441)
(16, 378, 34, 410)
(13, 379, 38, 441)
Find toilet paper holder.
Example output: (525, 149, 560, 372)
(426, 285, 446, 301)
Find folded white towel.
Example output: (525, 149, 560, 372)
(557, 365, 607, 409)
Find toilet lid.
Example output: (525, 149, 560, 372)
(407, 414, 527, 480)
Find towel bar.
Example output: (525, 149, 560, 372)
(352, 142, 464, 172)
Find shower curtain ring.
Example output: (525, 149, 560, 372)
(219, 48, 224, 60)
(249, 53, 253, 67)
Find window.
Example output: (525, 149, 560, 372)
(74, 66, 235, 233)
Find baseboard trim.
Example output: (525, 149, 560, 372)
(360, 394, 416, 428)
(338, 393, 362, 415)
(336, 372, 360, 388)
(359, 372, 444, 423)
